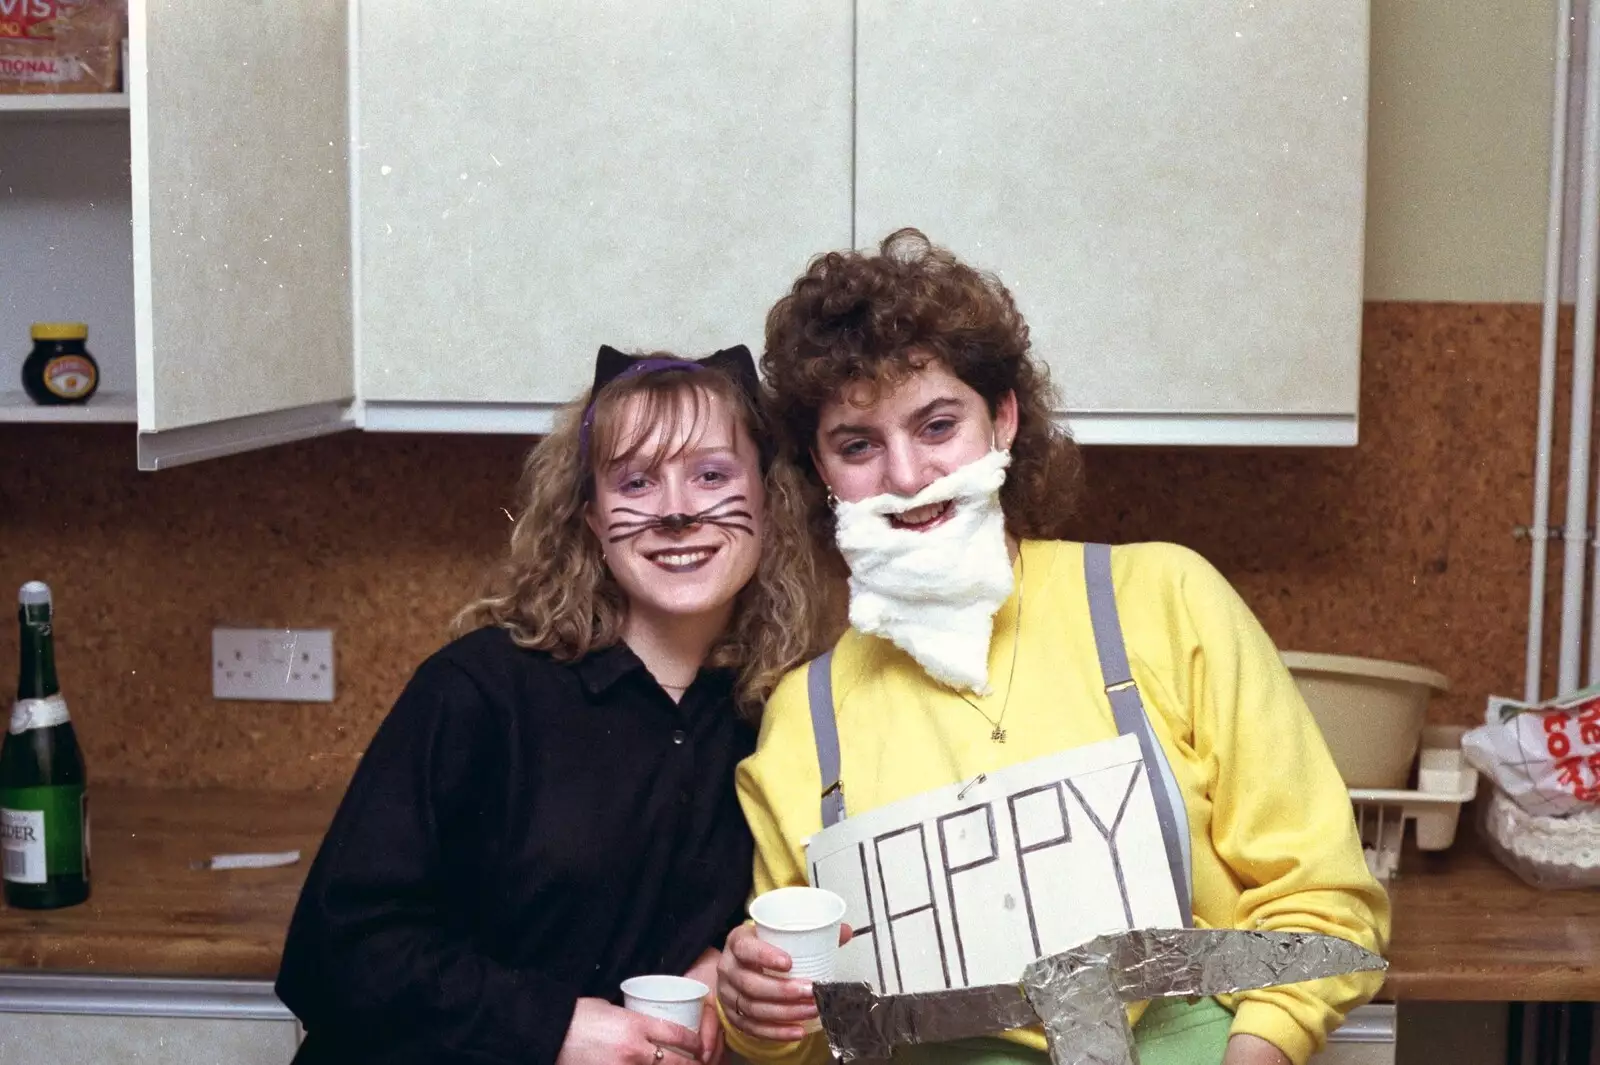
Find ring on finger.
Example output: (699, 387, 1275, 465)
(733, 990, 745, 1017)
(653, 1049, 664, 1063)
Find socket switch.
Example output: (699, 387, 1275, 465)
(213, 627, 335, 702)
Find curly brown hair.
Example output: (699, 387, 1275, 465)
(454, 357, 829, 715)
(763, 228, 1083, 546)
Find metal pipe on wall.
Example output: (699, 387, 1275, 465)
(1564, 0, 1600, 691)
(1531, 0, 1576, 701)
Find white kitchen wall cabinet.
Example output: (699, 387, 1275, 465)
(10, 3, 1366, 460)
(129, 0, 353, 466)
(359, 2, 1365, 444)
(354, 1, 854, 433)
(2, 0, 353, 469)
(1, 101, 137, 424)
(855, 1, 1369, 446)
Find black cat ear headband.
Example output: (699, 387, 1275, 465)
(577, 343, 763, 460)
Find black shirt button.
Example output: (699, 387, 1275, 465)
(679, 790, 691, 805)
(671, 730, 686, 745)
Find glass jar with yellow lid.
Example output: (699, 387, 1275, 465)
(21, 324, 100, 406)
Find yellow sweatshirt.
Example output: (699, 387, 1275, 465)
(726, 540, 1389, 1065)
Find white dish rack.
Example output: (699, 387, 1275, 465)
(1349, 729, 1479, 881)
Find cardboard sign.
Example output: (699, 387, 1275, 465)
(806, 733, 1183, 995)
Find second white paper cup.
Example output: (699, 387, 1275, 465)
(749, 886, 847, 982)
(621, 975, 707, 1058)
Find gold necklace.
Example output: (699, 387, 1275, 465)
(955, 552, 1024, 743)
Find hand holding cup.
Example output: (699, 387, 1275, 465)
(621, 975, 709, 1060)
(717, 887, 850, 1042)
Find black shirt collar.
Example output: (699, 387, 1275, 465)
(573, 643, 649, 697)
(573, 642, 738, 702)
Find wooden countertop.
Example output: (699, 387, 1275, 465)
(1385, 826, 1600, 1001)
(0, 786, 339, 978)
(6, 786, 1600, 1000)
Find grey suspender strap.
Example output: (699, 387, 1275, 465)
(806, 545, 1194, 924)
(1083, 541, 1194, 923)
(808, 650, 847, 828)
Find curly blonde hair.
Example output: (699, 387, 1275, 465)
(763, 228, 1084, 547)
(455, 359, 829, 715)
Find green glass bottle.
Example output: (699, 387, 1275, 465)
(0, 581, 89, 909)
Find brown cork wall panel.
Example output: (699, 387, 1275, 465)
(1073, 301, 1552, 727)
(0, 302, 1561, 789)
(0, 430, 529, 791)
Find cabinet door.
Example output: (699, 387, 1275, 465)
(856, 1, 1369, 446)
(0, 973, 300, 1065)
(1318, 1004, 1397, 1065)
(355, 1, 852, 429)
(128, 0, 354, 469)
(0, 1014, 299, 1065)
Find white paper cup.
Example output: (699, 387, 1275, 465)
(621, 975, 707, 1058)
(749, 886, 847, 982)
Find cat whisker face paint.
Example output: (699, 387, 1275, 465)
(606, 495, 756, 543)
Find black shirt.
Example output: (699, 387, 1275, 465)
(276, 626, 757, 1065)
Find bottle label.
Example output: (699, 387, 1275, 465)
(9, 694, 69, 735)
(42, 355, 96, 400)
(0, 809, 45, 883)
(1, 786, 87, 883)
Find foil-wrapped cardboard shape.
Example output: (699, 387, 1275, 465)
(813, 982, 1037, 1061)
(817, 927, 1386, 1065)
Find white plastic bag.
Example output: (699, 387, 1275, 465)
(1462, 687, 1600, 818)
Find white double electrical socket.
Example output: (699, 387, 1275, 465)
(212, 627, 335, 703)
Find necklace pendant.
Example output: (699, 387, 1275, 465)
(991, 725, 1007, 743)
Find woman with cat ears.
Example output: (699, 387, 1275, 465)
(277, 344, 829, 1065)
(715, 231, 1390, 1065)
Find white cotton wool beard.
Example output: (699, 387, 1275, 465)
(832, 449, 1014, 693)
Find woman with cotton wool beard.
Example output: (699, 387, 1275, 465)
(714, 230, 1390, 1065)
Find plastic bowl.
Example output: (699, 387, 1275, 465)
(1280, 651, 1450, 789)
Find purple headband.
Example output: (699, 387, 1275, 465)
(577, 344, 761, 463)
(577, 359, 705, 459)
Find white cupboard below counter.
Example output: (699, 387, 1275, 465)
(0, 974, 299, 1065)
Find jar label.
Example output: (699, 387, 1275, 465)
(42, 355, 96, 399)
(10, 694, 69, 734)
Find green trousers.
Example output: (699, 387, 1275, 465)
(890, 996, 1234, 1065)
